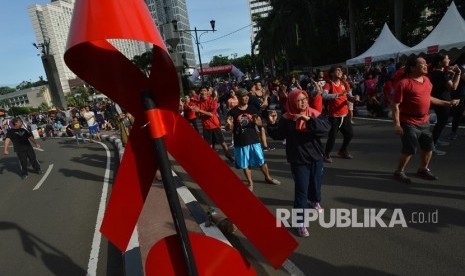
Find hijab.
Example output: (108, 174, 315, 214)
(283, 89, 321, 132)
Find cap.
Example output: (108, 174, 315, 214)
(235, 88, 249, 97)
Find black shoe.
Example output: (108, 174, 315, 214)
(263, 146, 275, 151)
(21, 174, 28, 180)
(225, 153, 235, 163)
(337, 150, 353, 159)
(416, 168, 438, 180)
(394, 171, 412, 184)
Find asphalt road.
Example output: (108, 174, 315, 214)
(0, 137, 123, 276)
(1, 118, 463, 276)
(174, 117, 465, 276)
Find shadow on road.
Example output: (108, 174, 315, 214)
(0, 221, 86, 275)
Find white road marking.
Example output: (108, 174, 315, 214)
(282, 259, 306, 276)
(86, 141, 111, 276)
(0, 145, 43, 151)
(33, 164, 54, 191)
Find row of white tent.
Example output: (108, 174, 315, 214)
(346, 1, 465, 66)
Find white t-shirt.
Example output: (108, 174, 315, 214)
(83, 111, 96, 126)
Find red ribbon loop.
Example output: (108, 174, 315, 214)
(64, 0, 297, 269)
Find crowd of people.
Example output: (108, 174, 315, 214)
(1, 53, 464, 237)
(178, 53, 464, 237)
(0, 99, 137, 179)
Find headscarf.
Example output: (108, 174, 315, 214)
(283, 89, 321, 132)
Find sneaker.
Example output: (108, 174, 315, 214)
(394, 171, 412, 184)
(297, 226, 309, 238)
(312, 202, 323, 213)
(282, 139, 286, 145)
(265, 178, 281, 185)
(416, 168, 438, 180)
(21, 174, 28, 180)
(448, 132, 458, 141)
(225, 153, 235, 163)
(324, 154, 333, 163)
(337, 151, 353, 159)
(436, 139, 450, 146)
(247, 184, 253, 192)
(432, 147, 446, 156)
(37, 169, 44, 175)
(263, 146, 275, 151)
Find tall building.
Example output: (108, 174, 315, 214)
(28, 0, 149, 99)
(144, 0, 196, 67)
(248, 0, 272, 54)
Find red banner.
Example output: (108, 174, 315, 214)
(427, 45, 439, 54)
(200, 65, 233, 75)
(364, 56, 372, 64)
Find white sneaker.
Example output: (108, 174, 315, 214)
(312, 202, 323, 213)
(432, 146, 446, 156)
(436, 139, 450, 146)
(297, 226, 309, 237)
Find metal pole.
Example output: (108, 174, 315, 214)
(141, 91, 198, 276)
(194, 27, 204, 84)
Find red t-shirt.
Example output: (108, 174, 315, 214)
(195, 97, 220, 130)
(309, 94, 323, 113)
(365, 79, 377, 97)
(383, 80, 394, 106)
(183, 102, 197, 120)
(393, 68, 405, 87)
(324, 81, 349, 116)
(393, 76, 432, 125)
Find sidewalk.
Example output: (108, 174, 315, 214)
(136, 181, 203, 274)
(97, 130, 242, 275)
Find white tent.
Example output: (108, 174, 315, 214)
(399, 2, 465, 56)
(346, 23, 409, 66)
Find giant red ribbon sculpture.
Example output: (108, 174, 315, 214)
(64, 0, 297, 274)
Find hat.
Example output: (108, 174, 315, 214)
(11, 117, 22, 124)
(235, 88, 249, 97)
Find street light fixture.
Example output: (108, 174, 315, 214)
(172, 19, 216, 85)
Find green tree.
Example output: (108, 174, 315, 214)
(38, 102, 49, 112)
(254, 0, 465, 69)
(231, 54, 253, 75)
(209, 55, 230, 67)
(0, 86, 16, 95)
(0, 99, 9, 109)
(9, 106, 36, 115)
(132, 50, 153, 76)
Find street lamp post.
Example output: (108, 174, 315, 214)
(172, 20, 216, 85)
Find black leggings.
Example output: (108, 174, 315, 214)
(325, 116, 353, 154)
(17, 147, 41, 175)
(451, 97, 465, 133)
(432, 106, 450, 144)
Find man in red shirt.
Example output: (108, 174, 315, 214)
(191, 87, 234, 163)
(322, 66, 358, 163)
(182, 95, 199, 133)
(392, 55, 459, 183)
